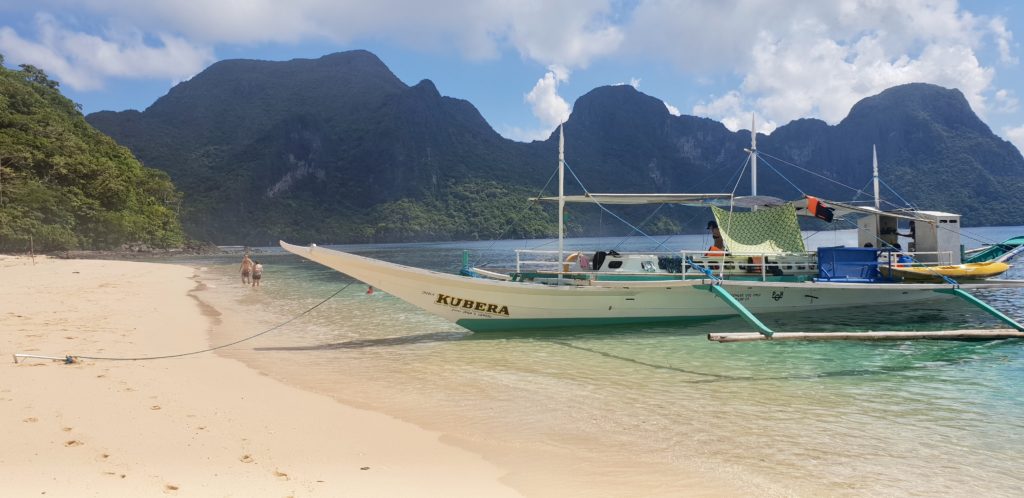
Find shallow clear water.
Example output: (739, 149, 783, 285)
(188, 227, 1024, 496)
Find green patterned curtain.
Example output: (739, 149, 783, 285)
(711, 205, 806, 254)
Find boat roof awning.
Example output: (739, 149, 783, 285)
(712, 204, 806, 254)
(532, 193, 732, 206)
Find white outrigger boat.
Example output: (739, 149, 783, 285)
(282, 125, 1024, 337)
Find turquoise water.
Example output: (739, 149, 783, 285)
(189, 226, 1024, 496)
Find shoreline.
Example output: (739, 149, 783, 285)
(0, 256, 518, 496)
(195, 258, 750, 497)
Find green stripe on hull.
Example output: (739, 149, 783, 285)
(456, 315, 734, 332)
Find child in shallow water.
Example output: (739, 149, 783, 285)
(252, 261, 263, 287)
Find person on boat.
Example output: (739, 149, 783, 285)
(706, 221, 726, 255)
(240, 253, 254, 284)
(892, 243, 913, 267)
(252, 261, 263, 287)
(898, 221, 917, 252)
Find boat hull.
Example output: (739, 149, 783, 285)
(278, 242, 1024, 332)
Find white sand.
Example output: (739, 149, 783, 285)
(0, 256, 519, 497)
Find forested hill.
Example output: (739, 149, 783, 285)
(86, 50, 1024, 245)
(0, 57, 185, 252)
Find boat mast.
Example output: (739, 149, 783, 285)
(872, 144, 880, 209)
(558, 124, 565, 281)
(750, 114, 757, 210)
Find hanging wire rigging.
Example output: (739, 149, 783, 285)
(755, 154, 807, 197)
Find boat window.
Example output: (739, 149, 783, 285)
(608, 261, 623, 269)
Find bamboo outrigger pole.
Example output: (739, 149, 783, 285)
(709, 329, 1024, 342)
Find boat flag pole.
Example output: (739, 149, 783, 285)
(873, 144, 880, 209)
(558, 123, 565, 284)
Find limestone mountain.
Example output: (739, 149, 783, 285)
(86, 50, 1024, 244)
(559, 83, 1024, 228)
(88, 50, 550, 244)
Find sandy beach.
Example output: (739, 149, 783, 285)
(0, 256, 518, 497)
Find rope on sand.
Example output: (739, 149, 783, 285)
(13, 282, 353, 364)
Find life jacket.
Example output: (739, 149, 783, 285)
(705, 245, 725, 256)
(806, 195, 835, 222)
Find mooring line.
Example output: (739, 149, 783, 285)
(543, 340, 750, 381)
(541, 339, 993, 384)
(14, 282, 353, 363)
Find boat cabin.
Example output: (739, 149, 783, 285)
(857, 210, 961, 264)
(913, 211, 961, 264)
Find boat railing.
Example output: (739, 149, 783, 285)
(681, 250, 818, 281)
(513, 249, 572, 272)
(513, 248, 818, 282)
(883, 250, 956, 266)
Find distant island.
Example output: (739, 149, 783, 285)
(2, 49, 1022, 250)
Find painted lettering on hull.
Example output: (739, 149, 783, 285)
(435, 294, 510, 316)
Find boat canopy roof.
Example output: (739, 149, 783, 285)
(790, 196, 929, 222)
(534, 192, 937, 223)
(533, 193, 732, 206)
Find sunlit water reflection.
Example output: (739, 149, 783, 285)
(185, 227, 1024, 496)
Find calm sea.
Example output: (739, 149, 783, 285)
(185, 226, 1024, 496)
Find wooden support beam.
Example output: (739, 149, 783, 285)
(708, 329, 1024, 343)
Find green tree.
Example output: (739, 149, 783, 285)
(0, 53, 186, 252)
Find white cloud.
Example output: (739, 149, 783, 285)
(692, 90, 777, 134)
(499, 124, 555, 143)
(0, 13, 213, 90)
(739, 29, 994, 126)
(518, 66, 572, 141)
(498, 66, 575, 142)
(627, 0, 1008, 128)
(613, 77, 641, 89)
(1004, 125, 1024, 156)
(1, 1, 1018, 137)
(664, 101, 680, 116)
(6, 1, 624, 72)
(989, 17, 1018, 65)
(994, 89, 1019, 113)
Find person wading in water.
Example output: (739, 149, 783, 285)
(240, 253, 254, 284)
(252, 261, 263, 287)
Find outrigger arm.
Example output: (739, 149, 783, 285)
(708, 286, 1024, 342)
(686, 257, 775, 338)
(936, 288, 1024, 331)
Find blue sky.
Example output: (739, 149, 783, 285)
(1, 1, 1023, 152)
